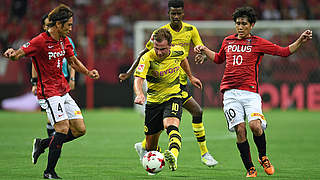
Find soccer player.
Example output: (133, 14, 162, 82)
(3, 4, 99, 179)
(31, 13, 77, 137)
(119, 0, 218, 167)
(194, 6, 312, 177)
(134, 28, 202, 172)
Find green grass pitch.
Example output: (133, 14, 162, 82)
(0, 109, 319, 179)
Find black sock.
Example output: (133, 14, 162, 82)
(236, 140, 254, 170)
(40, 137, 52, 149)
(45, 132, 67, 172)
(63, 129, 76, 143)
(192, 116, 202, 123)
(253, 131, 266, 160)
(46, 123, 55, 137)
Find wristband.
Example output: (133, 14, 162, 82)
(70, 77, 76, 81)
(30, 77, 38, 86)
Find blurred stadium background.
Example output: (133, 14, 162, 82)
(0, 0, 320, 111)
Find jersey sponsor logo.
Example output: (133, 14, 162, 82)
(48, 50, 66, 60)
(250, 113, 265, 120)
(137, 64, 145, 72)
(23, 42, 30, 48)
(153, 66, 180, 77)
(227, 45, 252, 53)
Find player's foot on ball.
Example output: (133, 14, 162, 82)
(134, 142, 146, 162)
(246, 167, 257, 177)
(43, 170, 61, 179)
(258, 156, 274, 175)
(201, 152, 218, 167)
(32, 138, 45, 164)
(164, 150, 177, 171)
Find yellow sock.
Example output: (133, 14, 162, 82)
(192, 122, 208, 156)
(168, 130, 182, 158)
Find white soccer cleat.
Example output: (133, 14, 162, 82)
(201, 152, 218, 167)
(134, 142, 146, 162)
(164, 150, 177, 171)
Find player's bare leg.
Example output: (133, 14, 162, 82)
(249, 120, 274, 175)
(183, 97, 218, 167)
(235, 123, 256, 177)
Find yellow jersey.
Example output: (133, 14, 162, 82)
(134, 45, 187, 104)
(146, 21, 203, 85)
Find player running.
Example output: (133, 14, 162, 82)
(194, 6, 312, 177)
(31, 13, 77, 138)
(134, 28, 202, 172)
(3, 4, 99, 179)
(119, 0, 218, 167)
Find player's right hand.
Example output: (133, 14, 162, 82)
(119, 73, 130, 82)
(134, 95, 145, 105)
(194, 45, 206, 54)
(190, 76, 202, 89)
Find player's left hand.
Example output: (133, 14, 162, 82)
(190, 76, 202, 89)
(3, 48, 15, 59)
(195, 53, 206, 64)
(300, 29, 312, 43)
(119, 73, 130, 82)
(88, 69, 99, 79)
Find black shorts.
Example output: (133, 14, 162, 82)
(144, 98, 182, 135)
(181, 84, 192, 105)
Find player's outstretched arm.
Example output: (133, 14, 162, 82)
(289, 29, 312, 54)
(68, 65, 76, 90)
(181, 59, 202, 89)
(67, 56, 99, 80)
(3, 48, 25, 61)
(133, 76, 146, 105)
(194, 45, 215, 63)
(119, 48, 149, 82)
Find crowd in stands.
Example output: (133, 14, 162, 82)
(0, 0, 319, 84)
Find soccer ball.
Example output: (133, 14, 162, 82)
(142, 151, 165, 174)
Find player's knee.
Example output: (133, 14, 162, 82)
(249, 120, 262, 135)
(77, 128, 86, 137)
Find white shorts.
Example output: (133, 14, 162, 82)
(38, 93, 83, 125)
(223, 89, 267, 132)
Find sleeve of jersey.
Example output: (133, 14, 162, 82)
(258, 38, 291, 57)
(67, 37, 77, 57)
(64, 37, 75, 58)
(134, 55, 150, 79)
(214, 40, 226, 64)
(21, 37, 40, 57)
(191, 26, 204, 46)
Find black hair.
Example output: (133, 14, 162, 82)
(232, 6, 257, 24)
(47, 4, 73, 27)
(153, 28, 172, 45)
(168, 0, 184, 9)
(41, 13, 49, 27)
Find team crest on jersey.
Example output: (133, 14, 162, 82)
(250, 113, 265, 120)
(23, 42, 30, 48)
(246, 39, 252, 45)
(137, 64, 145, 72)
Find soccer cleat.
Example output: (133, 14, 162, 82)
(134, 142, 146, 162)
(43, 170, 61, 179)
(32, 138, 45, 164)
(164, 150, 177, 171)
(201, 152, 218, 167)
(258, 156, 275, 175)
(246, 167, 257, 177)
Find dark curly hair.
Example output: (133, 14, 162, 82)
(168, 0, 184, 9)
(232, 6, 257, 24)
